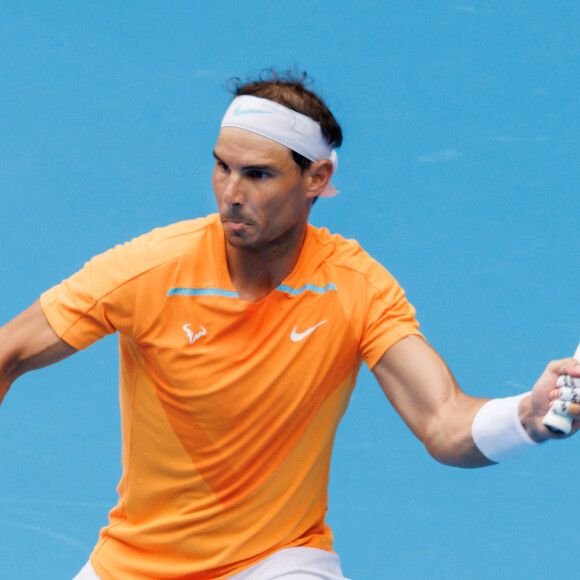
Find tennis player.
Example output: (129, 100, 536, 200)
(1, 69, 579, 580)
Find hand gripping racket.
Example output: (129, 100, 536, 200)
(542, 343, 580, 435)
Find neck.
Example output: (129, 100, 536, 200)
(225, 222, 308, 302)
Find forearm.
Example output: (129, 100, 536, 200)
(0, 348, 28, 404)
(0, 373, 14, 406)
(426, 375, 580, 467)
(0, 300, 77, 404)
(373, 336, 494, 467)
(374, 336, 580, 468)
(422, 392, 494, 468)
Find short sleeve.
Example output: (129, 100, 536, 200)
(40, 234, 177, 350)
(358, 260, 422, 370)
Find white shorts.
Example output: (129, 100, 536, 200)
(73, 547, 349, 579)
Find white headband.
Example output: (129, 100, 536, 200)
(221, 95, 339, 197)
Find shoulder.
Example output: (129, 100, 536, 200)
(98, 214, 220, 272)
(301, 225, 420, 362)
(306, 224, 395, 286)
(131, 214, 219, 255)
(47, 215, 221, 298)
(40, 215, 222, 343)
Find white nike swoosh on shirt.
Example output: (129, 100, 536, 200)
(290, 320, 328, 342)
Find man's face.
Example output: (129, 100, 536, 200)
(212, 127, 315, 252)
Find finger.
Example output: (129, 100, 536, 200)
(548, 375, 579, 400)
(556, 385, 580, 403)
(552, 400, 580, 418)
(547, 359, 580, 377)
(556, 375, 580, 389)
(550, 400, 572, 417)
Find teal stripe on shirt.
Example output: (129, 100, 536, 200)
(167, 288, 240, 298)
(275, 283, 337, 295)
(167, 283, 336, 298)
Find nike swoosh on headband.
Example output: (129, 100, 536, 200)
(233, 106, 272, 116)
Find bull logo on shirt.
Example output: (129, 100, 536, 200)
(183, 324, 207, 345)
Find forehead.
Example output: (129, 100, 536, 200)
(214, 127, 293, 165)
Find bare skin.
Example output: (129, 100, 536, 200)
(212, 127, 333, 302)
(1, 126, 579, 468)
(0, 300, 76, 405)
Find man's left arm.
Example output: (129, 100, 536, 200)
(372, 335, 580, 467)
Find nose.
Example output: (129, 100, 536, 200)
(221, 173, 245, 206)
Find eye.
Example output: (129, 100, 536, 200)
(245, 169, 270, 180)
(216, 160, 230, 173)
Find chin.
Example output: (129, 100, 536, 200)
(225, 233, 261, 250)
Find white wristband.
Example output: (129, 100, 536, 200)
(471, 392, 539, 462)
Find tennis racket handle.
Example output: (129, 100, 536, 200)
(541, 343, 580, 435)
(542, 406, 573, 435)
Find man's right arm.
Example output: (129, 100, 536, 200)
(0, 300, 77, 404)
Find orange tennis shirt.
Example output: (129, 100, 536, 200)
(40, 214, 422, 579)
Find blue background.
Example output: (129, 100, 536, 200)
(1, 2, 578, 578)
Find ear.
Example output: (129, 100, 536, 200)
(304, 159, 334, 200)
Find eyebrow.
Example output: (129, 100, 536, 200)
(212, 150, 277, 173)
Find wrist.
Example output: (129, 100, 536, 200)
(518, 394, 549, 443)
(472, 392, 541, 463)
